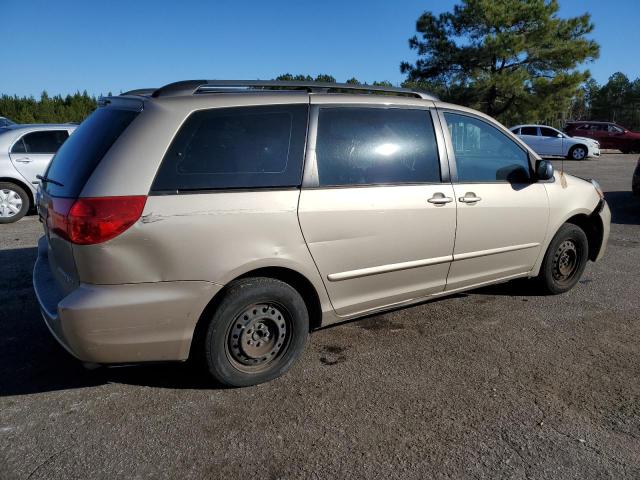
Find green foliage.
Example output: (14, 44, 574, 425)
(401, 0, 599, 124)
(0, 91, 98, 124)
(580, 73, 640, 130)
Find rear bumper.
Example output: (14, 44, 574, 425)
(33, 237, 222, 364)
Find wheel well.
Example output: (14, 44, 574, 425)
(0, 177, 34, 209)
(569, 144, 587, 153)
(565, 212, 603, 261)
(189, 267, 323, 361)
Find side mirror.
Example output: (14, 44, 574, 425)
(536, 159, 554, 180)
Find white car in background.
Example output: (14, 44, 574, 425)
(510, 124, 600, 160)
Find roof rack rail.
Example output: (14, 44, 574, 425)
(120, 88, 157, 97)
(150, 80, 437, 100)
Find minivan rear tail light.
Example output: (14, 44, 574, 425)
(48, 196, 147, 245)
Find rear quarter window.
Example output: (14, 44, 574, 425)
(152, 104, 308, 192)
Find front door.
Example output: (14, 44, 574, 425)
(9, 130, 69, 184)
(298, 105, 456, 316)
(440, 111, 549, 290)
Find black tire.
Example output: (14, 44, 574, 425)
(204, 277, 308, 387)
(567, 145, 587, 161)
(0, 182, 30, 224)
(537, 223, 589, 295)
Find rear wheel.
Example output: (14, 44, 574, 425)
(568, 145, 587, 160)
(537, 223, 589, 294)
(204, 277, 309, 387)
(0, 182, 29, 224)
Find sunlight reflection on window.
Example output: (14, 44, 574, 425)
(374, 142, 400, 156)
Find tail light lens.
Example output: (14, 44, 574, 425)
(48, 196, 147, 245)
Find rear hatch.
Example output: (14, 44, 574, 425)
(38, 100, 142, 295)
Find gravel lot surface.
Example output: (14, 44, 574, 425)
(0, 154, 638, 479)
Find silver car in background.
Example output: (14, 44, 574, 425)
(0, 124, 76, 222)
(511, 124, 600, 160)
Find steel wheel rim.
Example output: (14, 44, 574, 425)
(225, 303, 291, 373)
(0, 189, 23, 218)
(553, 240, 579, 282)
(572, 147, 586, 160)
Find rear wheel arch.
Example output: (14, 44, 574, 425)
(189, 266, 322, 361)
(0, 177, 34, 210)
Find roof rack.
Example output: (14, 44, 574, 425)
(120, 88, 157, 96)
(150, 80, 437, 100)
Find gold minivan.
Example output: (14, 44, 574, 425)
(33, 80, 610, 386)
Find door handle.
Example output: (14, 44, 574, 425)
(459, 192, 482, 203)
(428, 193, 453, 205)
(14, 157, 32, 163)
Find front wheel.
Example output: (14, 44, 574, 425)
(0, 182, 30, 224)
(204, 277, 309, 387)
(568, 145, 587, 160)
(537, 224, 589, 294)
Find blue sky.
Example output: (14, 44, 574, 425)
(2, 0, 639, 97)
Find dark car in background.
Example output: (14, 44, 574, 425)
(565, 121, 640, 153)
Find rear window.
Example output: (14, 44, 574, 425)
(152, 104, 308, 192)
(44, 108, 139, 197)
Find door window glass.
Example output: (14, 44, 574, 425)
(520, 126, 538, 136)
(20, 130, 69, 154)
(444, 112, 531, 183)
(11, 138, 27, 153)
(315, 107, 440, 186)
(540, 127, 560, 137)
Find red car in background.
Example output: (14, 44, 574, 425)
(565, 121, 640, 153)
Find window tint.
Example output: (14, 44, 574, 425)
(608, 125, 624, 133)
(511, 127, 520, 135)
(19, 130, 69, 154)
(152, 104, 308, 192)
(11, 138, 27, 153)
(444, 112, 531, 183)
(44, 108, 139, 197)
(520, 126, 538, 136)
(540, 127, 559, 137)
(315, 107, 440, 186)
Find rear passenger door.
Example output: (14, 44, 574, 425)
(298, 104, 456, 316)
(9, 130, 69, 185)
(519, 126, 542, 153)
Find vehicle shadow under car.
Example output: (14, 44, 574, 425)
(1, 188, 638, 397)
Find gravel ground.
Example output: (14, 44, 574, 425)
(0, 154, 638, 479)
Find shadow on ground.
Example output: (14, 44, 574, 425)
(604, 191, 640, 225)
(0, 246, 219, 397)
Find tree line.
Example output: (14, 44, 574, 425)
(0, 91, 102, 124)
(1, 1, 638, 130)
